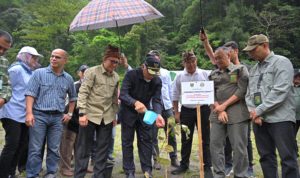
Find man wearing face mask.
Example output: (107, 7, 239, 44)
(0, 46, 42, 178)
(119, 55, 163, 178)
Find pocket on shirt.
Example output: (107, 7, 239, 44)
(94, 82, 117, 97)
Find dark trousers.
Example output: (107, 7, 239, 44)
(180, 106, 211, 169)
(253, 121, 299, 178)
(121, 118, 153, 175)
(74, 121, 112, 178)
(294, 120, 300, 157)
(152, 108, 177, 160)
(225, 122, 253, 167)
(0, 118, 28, 178)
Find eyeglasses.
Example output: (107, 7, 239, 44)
(51, 55, 64, 60)
(109, 59, 119, 64)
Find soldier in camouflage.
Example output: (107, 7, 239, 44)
(0, 30, 12, 107)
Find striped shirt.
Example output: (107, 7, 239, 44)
(25, 65, 77, 113)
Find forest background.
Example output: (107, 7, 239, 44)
(1, 0, 300, 79)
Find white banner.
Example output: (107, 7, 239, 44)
(181, 81, 214, 105)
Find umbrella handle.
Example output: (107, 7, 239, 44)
(115, 21, 122, 52)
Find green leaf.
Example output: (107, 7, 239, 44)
(157, 157, 171, 166)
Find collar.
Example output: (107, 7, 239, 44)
(260, 51, 275, 64)
(46, 65, 65, 76)
(183, 68, 199, 75)
(100, 64, 115, 76)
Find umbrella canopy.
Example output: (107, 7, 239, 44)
(69, 0, 164, 32)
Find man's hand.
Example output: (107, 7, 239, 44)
(199, 28, 207, 41)
(134, 101, 147, 113)
(79, 115, 89, 127)
(253, 117, 263, 126)
(218, 111, 228, 124)
(26, 113, 35, 127)
(214, 104, 227, 114)
(156, 114, 165, 128)
(249, 110, 258, 121)
(62, 114, 71, 123)
(174, 111, 180, 123)
(112, 119, 117, 127)
(0, 98, 5, 108)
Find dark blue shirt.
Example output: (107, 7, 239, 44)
(119, 68, 162, 126)
(25, 66, 77, 113)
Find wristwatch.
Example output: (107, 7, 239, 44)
(79, 113, 86, 117)
(67, 112, 73, 117)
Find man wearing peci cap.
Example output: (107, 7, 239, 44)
(171, 51, 212, 176)
(59, 64, 88, 176)
(119, 55, 164, 178)
(75, 45, 120, 178)
(244, 34, 300, 178)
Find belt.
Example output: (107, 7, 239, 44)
(34, 109, 63, 115)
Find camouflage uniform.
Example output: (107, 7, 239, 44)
(0, 56, 11, 102)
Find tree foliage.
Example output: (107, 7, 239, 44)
(1, 0, 299, 77)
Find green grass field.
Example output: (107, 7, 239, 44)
(1, 124, 299, 178)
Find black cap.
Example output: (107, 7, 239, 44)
(144, 55, 160, 76)
(77, 65, 89, 72)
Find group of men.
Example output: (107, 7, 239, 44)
(0, 28, 299, 178)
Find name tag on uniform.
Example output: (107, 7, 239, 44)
(254, 92, 262, 106)
(230, 73, 237, 83)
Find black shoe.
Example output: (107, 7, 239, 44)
(171, 157, 179, 167)
(171, 166, 188, 175)
(204, 167, 213, 178)
(126, 173, 135, 178)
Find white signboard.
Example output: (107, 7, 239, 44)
(181, 81, 214, 105)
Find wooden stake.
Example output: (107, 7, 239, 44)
(196, 104, 204, 178)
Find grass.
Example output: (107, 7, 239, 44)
(1, 123, 300, 178)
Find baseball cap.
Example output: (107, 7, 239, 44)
(144, 55, 160, 76)
(243, 34, 269, 51)
(18, 46, 43, 57)
(223, 41, 239, 49)
(77, 65, 89, 72)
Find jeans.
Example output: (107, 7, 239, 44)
(26, 110, 64, 178)
(0, 119, 28, 178)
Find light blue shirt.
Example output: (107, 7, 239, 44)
(0, 62, 33, 123)
(25, 65, 77, 113)
(160, 67, 173, 110)
(245, 52, 295, 123)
